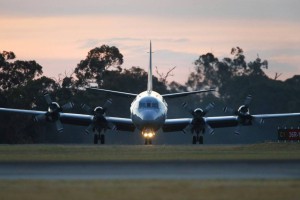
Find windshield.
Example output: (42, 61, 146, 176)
(139, 97, 159, 109)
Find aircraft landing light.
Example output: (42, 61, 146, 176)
(142, 130, 155, 138)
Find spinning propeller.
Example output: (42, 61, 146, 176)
(224, 95, 263, 135)
(34, 93, 74, 133)
(182, 102, 215, 135)
(81, 99, 116, 134)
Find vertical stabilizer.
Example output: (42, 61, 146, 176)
(147, 41, 153, 93)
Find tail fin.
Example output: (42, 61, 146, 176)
(147, 41, 153, 93)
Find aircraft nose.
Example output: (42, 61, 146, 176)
(141, 110, 157, 121)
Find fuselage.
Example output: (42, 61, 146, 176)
(130, 91, 167, 134)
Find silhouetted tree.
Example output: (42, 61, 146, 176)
(0, 51, 57, 143)
(74, 45, 123, 87)
(186, 47, 268, 93)
(0, 51, 43, 91)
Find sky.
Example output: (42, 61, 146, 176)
(0, 0, 299, 84)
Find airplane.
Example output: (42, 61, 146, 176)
(1, 42, 300, 145)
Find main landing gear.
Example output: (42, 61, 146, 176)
(192, 135, 204, 144)
(94, 133, 105, 144)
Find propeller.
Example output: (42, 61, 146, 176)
(223, 95, 252, 116)
(224, 95, 263, 135)
(81, 99, 116, 134)
(34, 92, 74, 133)
(182, 102, 215, 135)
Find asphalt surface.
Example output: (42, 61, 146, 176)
(0, 160, 299, 180)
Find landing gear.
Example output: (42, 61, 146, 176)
(192, 135, 204, 144)
(100, 134, 105, 144)
(94, 133, 105, 144)
(94, 134, 98, 144)
(145, 138, 152, 145)
(192, 136, 197, 144)
(142, 129, 155, 145)
(199, 136, 203, 144)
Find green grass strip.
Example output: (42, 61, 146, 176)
(0, 142, 299, 162)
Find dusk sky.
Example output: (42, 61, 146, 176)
(1, 0, 299, 84)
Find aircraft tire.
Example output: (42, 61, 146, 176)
(100, 134, 105, 144)
(199, 136, 203, 144)
(94, 134, 98, 144)
(149, 139, 152, 145)
(192, 136, 197, 144)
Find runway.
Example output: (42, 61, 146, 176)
(0, 160, 299, 180)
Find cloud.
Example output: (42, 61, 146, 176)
(1, 2, 299, 83)
(1, 0, 299, 22)
(78, 39, 101, 49)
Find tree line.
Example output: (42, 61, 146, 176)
(0, 45, 299, 144)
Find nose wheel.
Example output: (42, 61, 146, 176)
(142, 129, 155, 145)
(94, 133, 105, 144)
(145, 138, 152, 145)
(192, 135, 203, 144)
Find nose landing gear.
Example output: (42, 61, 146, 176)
(144, 138, 152, 145)
(142, 129, 155, 145)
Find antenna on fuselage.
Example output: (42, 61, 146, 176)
(147, 41, 153, 94)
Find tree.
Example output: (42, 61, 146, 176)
(188, 53, 219, 89)
(155, 66, 176, 85)
(186, 47, 268, 92)
(0, 51, 43, 91)
(74, 45, 123, 87)
(247, 56, 268, 77)
(0, 51, 57, 143)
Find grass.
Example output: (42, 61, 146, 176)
(0, 143, 299, 200)
(0, 142, 299, 162)
(0, 180, 299, 200)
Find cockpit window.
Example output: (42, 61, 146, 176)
(152, 102, 158, 108)
(139, 102, 146, 108)
(139, 99, 159, 109)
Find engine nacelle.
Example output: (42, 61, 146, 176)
(48, 102, 61, 113)
(94, 106, 105, 116)
(237, 105, 250, 116)
(193, 108, 205, 118)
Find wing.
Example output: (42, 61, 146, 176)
(0, 107, 46, 115)
(0, 107, 135, 132)
(106, 117, 135, 132)
(162, 116, 238, 132)
(162, 118, 191, 132)
(163, 113, 300, 132)
(252, 113, 300, 119)
(205, 116, 239, 128)
(60, 113, 135, 132)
